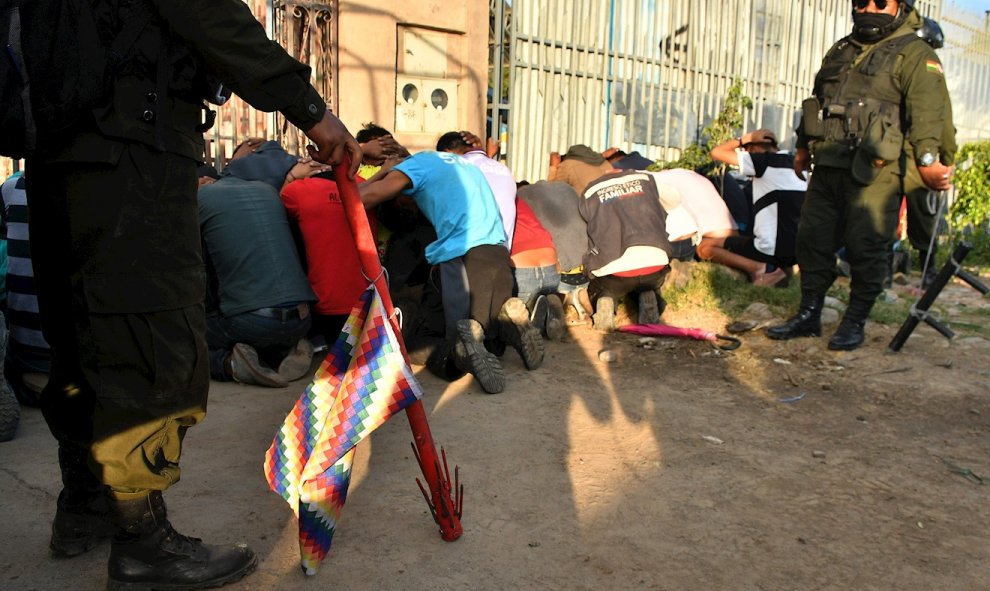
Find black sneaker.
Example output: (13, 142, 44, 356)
(529, 294, 549, 335)
(545, 295, 566, 341)
(454, 319, 505, 394)
(497, 298, 545, 370)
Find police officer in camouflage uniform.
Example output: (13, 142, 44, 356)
(25, 1, 360, 588)
(767, 0, 955, 351)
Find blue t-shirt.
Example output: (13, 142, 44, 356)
(394, 151, 506, 264)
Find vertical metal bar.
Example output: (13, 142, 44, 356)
(491, 0, 505, 149)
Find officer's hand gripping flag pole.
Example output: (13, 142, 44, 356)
(333, 155, 464, 542)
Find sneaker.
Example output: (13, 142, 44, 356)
(230, 343, 288, 388)
(545, 295, 566, 341)
(277, 338, 315, 382)
(454, 319, 505, 394)
(592, 296, 615, 332)
(497, 298, 545, 370)
(637, 291, 660, 325)
(529, 295, 549, 336)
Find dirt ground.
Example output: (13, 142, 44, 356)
(2, 275, 989, 591)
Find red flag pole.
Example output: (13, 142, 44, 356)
(333, 156, 463, 542)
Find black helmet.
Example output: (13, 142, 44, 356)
(916, 16, 945, 49)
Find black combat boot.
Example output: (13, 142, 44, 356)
(107, 491, 257, 591)
(50, 444, 116, 558)
(828, 298, 874, 351)
(766, 292, 825, 340)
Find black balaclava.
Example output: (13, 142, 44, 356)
(852, 6, 907, 44)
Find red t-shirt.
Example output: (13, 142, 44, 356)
(510, 197, 555, 255)
(281, 177, 371, 316)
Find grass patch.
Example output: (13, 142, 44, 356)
(664, 262, 800, 317)
(664, 262, 941, 327)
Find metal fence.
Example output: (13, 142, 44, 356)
(500, 0, 985, 183)
(941, 2, 990, 145)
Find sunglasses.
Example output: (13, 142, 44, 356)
(853, 0, 891, 9)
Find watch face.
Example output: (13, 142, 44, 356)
(920, 153, 936, 166)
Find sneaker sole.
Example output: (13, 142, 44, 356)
(456, 320, 505, 394)
(232, 344, 289, 388)
(592, 297, 615, 332)
(277, 339, 315, 382)
(498, 298, 545, 370)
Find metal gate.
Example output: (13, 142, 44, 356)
(206, 0, 337, 167)
(499, 0, 973, 183)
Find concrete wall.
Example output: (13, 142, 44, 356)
(336, 0, 489, 153)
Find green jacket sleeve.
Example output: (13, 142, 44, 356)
(899, 44, 956, 166)
(147, 0, 325, 131)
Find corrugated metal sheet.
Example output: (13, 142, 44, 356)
(503, 0, 987, 182)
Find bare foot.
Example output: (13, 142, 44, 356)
(752, 268, 786, 287)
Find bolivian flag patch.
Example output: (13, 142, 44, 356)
(926, 59, 944, 75)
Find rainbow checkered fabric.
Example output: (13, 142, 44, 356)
(264, 286, 423, 575)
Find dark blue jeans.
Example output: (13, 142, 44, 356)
(206, 310, 311, 380)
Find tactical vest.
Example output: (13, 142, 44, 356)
(804, 33, 924, 162)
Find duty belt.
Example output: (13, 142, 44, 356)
(249, 303, 310, 321)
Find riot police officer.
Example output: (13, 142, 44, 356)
(24, 1, 360, 589)
(767, 0, 955, 351)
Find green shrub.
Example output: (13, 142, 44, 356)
(651, 79, 753, 172)
(942, 141, 990, 267)
(950, 141, 990, 230)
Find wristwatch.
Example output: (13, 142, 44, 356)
(918, 152, 937, 167)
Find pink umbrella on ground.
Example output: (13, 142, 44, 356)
(619, 323, 742, 350)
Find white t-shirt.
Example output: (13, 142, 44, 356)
(652, 168, 736, 238)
